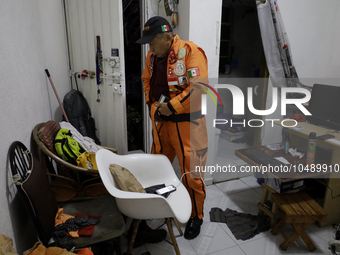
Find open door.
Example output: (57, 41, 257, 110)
(64, 0, 127, 154)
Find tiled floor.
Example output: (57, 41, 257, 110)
(213, 134, 251, 183)
(120, 175, 335, 255)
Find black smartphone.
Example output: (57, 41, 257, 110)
(159, 94, 170, 103)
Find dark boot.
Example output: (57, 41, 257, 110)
(129, 220, 167, 248)
(184, 216, 203, 240)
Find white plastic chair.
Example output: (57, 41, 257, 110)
(96, 149, 192, 255)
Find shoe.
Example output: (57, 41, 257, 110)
(130, 220, 167, 248)
(184, 216, 203, 240)
(329, 240, 340, 254)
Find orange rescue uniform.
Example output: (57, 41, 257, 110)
(142, 34, 208, 219)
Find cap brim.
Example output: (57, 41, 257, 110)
(136, 34, 157, 44)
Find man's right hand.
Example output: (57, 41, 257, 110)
(154, 109, 163, 122)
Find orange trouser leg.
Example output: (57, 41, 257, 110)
(175, 119, 207, 219)
(151, 119, 208, 219)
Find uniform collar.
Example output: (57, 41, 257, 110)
(171, 34, 181, 53)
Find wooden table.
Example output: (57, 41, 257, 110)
(274, 120, 340, 226)
(235, 140, 340, 226)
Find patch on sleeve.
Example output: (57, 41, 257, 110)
(188, 67, 200, 78)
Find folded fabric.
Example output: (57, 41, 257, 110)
(210, 207, 270, 240)
(55, 208, 78, 238)
(37, 121, 61, 155)
(52, 214, 100, 249)
(77, 152, 98, 170)
(60, 122, 103, 153)
(77, 248, 93, 255)
(24, 242, 74, 255)
(75, 213, 101, 236)
(0, 234, 18, 255)
(109, 164, 146, 193)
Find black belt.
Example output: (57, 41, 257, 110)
(160, 111, 204, 123)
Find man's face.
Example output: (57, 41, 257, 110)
(148, 34, 171, 58)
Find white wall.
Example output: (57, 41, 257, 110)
(188, 0, 222, 183)
(0, 0, 70, 252)
(188, 0, 222, 79)
(262, 0, 340, 145)
(279, 0, 340, 83)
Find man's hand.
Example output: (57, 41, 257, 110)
(157, 102, 172, 116)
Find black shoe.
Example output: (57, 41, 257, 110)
(130, 220, 167, 248)
(184, 216, 203, 240)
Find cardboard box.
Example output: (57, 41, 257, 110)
(257, 172, 306, 193)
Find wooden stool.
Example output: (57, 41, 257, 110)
(270, 192, 327, 252)
(257, 183, 284, 228)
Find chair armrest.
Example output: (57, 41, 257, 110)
(101, 146, 117, 154)
(116, 154, 181, 186)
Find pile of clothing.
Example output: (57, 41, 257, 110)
(210, 208, 270, 240)
(51, 208, 100, 250)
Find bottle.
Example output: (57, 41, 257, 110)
(284, 134, 290, 154)
(306, 132, 317, 166)
(282, 127, 290, 153)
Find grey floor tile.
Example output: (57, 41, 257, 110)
(227, 189, 262, 214)
(215, 179, 251, 195)
(240, 175, 261, 189)
(207, 245, 246, 255)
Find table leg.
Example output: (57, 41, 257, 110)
(258, 186, 270, 215)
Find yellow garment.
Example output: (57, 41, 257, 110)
(54, 208, 79, 238)
(77, 152, 98, 170)
(0, 234, 18, 255)
(24, 242, 74, 255)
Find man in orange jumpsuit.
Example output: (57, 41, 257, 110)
(137, 16, 208, 240)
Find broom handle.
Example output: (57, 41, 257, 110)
(45, 69, 70, 123)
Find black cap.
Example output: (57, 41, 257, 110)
(309, 132, 316, 139)
(136, 16, 173, 44)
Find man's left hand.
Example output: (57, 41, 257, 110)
(157, 102, 172, 116)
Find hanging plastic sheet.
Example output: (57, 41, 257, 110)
(256, 0, 304, 89)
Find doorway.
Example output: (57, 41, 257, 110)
(122, 0, 144, 152)
(215, 0, 268, 182)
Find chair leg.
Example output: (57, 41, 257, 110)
(166, 218, 181, 255)
(173, 217, 183, 236)
(124, 219, 140, 255)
